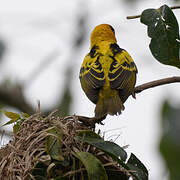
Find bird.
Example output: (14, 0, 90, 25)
(79, 24, 137, 118)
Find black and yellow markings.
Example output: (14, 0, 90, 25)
(108, 43, 137, 90)
(89, 45, 99, 58)
(110, 43, 123, 56)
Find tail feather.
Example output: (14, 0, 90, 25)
(95, 94, 124, 118)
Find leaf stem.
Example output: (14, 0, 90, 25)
(127, 5, 180, 19)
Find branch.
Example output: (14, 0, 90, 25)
(0, 83, 34, 114)
(76, 76, 180, 126)
(135, 76, 180, 93)
(127, 5, 180, 19)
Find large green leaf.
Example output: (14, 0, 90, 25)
(75, 130, 148, 180)
(127, 153, 148, 180)
(75, 151, 108, 180)
(141, 4, 180, 68)
(45, 127, 64, 161)
(75, 130, 127, 161)
(160, 100, 180, 180)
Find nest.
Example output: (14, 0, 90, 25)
(0, 112, 129, 180)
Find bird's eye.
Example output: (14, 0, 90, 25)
(109, 26, 115, 34)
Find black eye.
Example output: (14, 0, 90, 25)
(110, 25, 115, 34)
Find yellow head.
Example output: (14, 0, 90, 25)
(90, 24, 117, 48)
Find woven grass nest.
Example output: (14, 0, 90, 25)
(0, 112, 147, 180)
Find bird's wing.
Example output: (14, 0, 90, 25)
(108, 43, 137, 102)
(79, 46, 105, 104)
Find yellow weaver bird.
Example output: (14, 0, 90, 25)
(79, 24, 137, 118)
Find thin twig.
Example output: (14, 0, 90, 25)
(0, 84, 34, 114)
(127, 5, 180, 19)
(63, 167, 86, 177)
(126, 15, 141, 19)
(135, 76, 180, 93)
(171, 5, 180, 10)
(37, 100, 41, 113)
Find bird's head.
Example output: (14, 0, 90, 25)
(90, 24, 117, 48)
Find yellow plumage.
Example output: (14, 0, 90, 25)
(79, 24, 137, 118)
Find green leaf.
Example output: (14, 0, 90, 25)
(127, 153, 148, 180)
(141, 4, 180, 68)
(160, 100, 180, 180)
(13, 123, 20, 133)
(4, 111, 20, 120)
(21, 112, 30, 118)
(45, 127, 64, 161)
(75, 130, 130, 175)
(75, 130, 127, 161)
(75, 151, 108, 180)
(3, 110, 21, 126)
(75, 130, 149, 180)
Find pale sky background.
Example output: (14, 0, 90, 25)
(0, 0, 180, 179)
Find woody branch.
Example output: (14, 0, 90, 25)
(77, 76, 180, 126)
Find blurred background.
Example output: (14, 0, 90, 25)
(0, 0, 180, 179)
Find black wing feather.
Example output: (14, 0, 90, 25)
(79, 46, 105, 104)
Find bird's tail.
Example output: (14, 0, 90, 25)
(95, 93, 124, 118)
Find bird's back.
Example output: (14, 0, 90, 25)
(79, 24, 137, 118)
